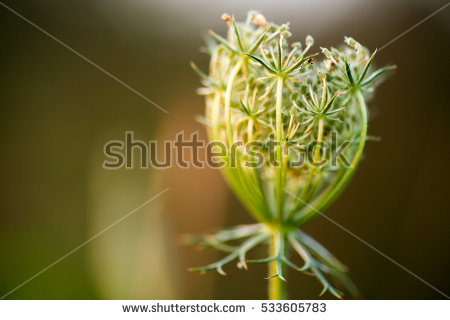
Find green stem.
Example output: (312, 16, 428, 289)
(292, 90, 368, 225)
(210, 91, 222, 140)
(268, 231, 286, 299)
(210, 91, 263, 221)
(275, 77, 285, 221)
(247, 118, 254, 142)
(223, 59, 272, 222)
(225, 59, 243, 146)
(287, 118, 324, 219)
(299, 119, 324, 200)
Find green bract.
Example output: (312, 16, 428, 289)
(190, 11, 395, 299)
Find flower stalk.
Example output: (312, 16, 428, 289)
(275, 76, 285, 222)
(268, 231, 286, 300)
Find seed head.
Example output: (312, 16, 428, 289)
(190, 11, 395, 299)
(193, 11, 394, 225)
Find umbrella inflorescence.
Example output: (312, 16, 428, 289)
(190, 11, 395, 299)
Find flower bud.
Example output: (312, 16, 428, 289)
(252, 13, 267, 27)
(221, 13, 231, 21)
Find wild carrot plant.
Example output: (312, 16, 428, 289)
(190, 12, 394, 299)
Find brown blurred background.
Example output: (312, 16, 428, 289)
(0, 0, 449, 299)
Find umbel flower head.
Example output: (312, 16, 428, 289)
(190, 11, 395, 299)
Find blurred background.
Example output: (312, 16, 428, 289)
(0, 0, 449, 299)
